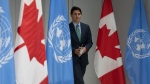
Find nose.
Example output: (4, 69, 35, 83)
(76, 14, 80, 17)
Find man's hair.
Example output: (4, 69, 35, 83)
(70, 6, 82, 15)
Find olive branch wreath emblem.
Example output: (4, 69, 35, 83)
(0, 12, 14, 68)
(48, 15, 72, 63)
(0, 48, 14, 68)
(127, 29, 150, 58)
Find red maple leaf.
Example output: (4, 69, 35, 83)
(96, 24, 121, 60)
(15, 0, 46, 65)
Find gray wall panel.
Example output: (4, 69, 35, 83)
(9, 0, 16, 41)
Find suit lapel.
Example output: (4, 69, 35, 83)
(80, 23, 84, 43)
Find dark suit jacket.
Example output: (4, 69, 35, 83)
(69, 22, 93, 67)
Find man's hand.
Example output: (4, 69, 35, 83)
(74, 47, 86, 57)
(80, 47, 86, 55)
(75, 47, 81, 56)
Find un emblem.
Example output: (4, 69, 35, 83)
(127, 29, 150, 58)
(0, 10, 13, 68)
(48, 15, 72, 63)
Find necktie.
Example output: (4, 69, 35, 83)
(76, 24, 81, 41)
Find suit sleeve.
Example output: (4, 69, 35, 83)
(85, 25, 93, 52)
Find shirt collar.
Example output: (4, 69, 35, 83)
(73, 22, 81, 28)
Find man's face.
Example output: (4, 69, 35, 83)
(71, 10, 82, 24)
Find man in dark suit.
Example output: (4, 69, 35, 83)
(69, 6, 93, 84)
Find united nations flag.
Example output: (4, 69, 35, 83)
(46, 0, 74, 84)
(0, 0, 16, 84)
(125, 0, 150, 84)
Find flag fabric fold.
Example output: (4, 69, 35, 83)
(0, 0, 16, 84)
(46, 0, 74, 84)
(125, 0, 150, 84)
(94, 0, 125, 84)
(14, 0, 48, 83)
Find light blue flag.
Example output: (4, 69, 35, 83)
(46, 0, 74, 84)
(125, 0, 150, 84)
(0, 0, 16, 84)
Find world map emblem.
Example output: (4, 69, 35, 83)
(0, 8, 13, 68)
(48, 15, 72, 63)
(127, 29, 150, 58)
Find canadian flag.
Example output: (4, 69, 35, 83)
(94, 0, 126, 84)
(14, 0, 48, 83)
